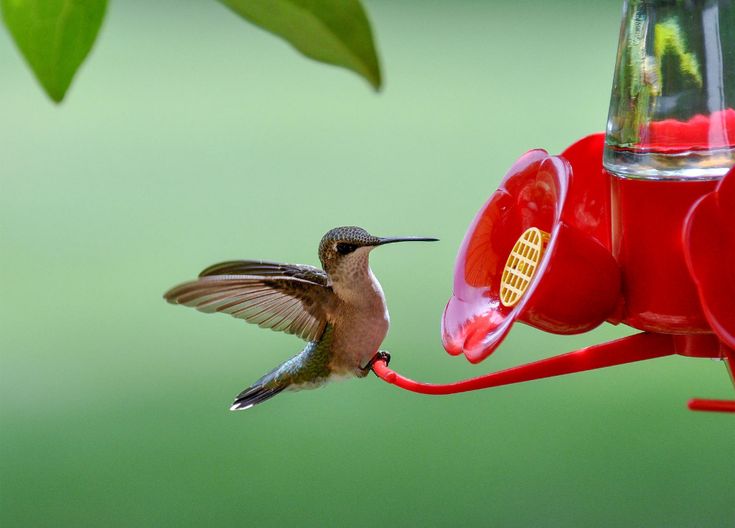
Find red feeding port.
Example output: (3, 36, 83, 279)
(442, 135, 622, 363)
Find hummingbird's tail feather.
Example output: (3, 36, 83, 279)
(230, 381, 289, 411)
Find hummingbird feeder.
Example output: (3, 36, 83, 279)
(372, 0, 735, 413)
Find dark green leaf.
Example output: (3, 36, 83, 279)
(219, 0, 381, 90)
(1, 0, 107, 103)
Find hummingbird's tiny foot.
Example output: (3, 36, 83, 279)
(376, 350, 391, 366)
(369, 350, 391, 369)
(358, 351, 391, 377)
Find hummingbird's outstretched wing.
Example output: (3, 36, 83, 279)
(198, 260, 328, 284)
(164, 261, 332, 342)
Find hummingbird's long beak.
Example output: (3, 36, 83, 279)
(375, 236, 439, 246)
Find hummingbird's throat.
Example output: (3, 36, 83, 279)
(330, 248, 376, 299)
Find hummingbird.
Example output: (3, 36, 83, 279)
(164, 226, 437, 411)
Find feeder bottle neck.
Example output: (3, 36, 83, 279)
(603, 0, 735, 181)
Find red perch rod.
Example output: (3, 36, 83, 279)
(371, 332, 676, 395)
(687, 399, 735, 413)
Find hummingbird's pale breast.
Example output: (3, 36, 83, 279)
(328, 248, 390, 374)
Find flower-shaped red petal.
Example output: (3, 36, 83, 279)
(441, 150, 552, 363)
(442, 135, 620, 363)
(684, 166, 735, 349)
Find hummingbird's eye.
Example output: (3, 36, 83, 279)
(336, 243, 357, 255)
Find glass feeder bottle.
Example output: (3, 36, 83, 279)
(604, 0, 735, 180)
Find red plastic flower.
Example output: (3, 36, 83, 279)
(684, 164, 735, 349)
(442, 135, 621, 363)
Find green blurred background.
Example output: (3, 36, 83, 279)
(1, 1, 733, 526)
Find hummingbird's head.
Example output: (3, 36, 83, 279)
(318, 226, 438, 278)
